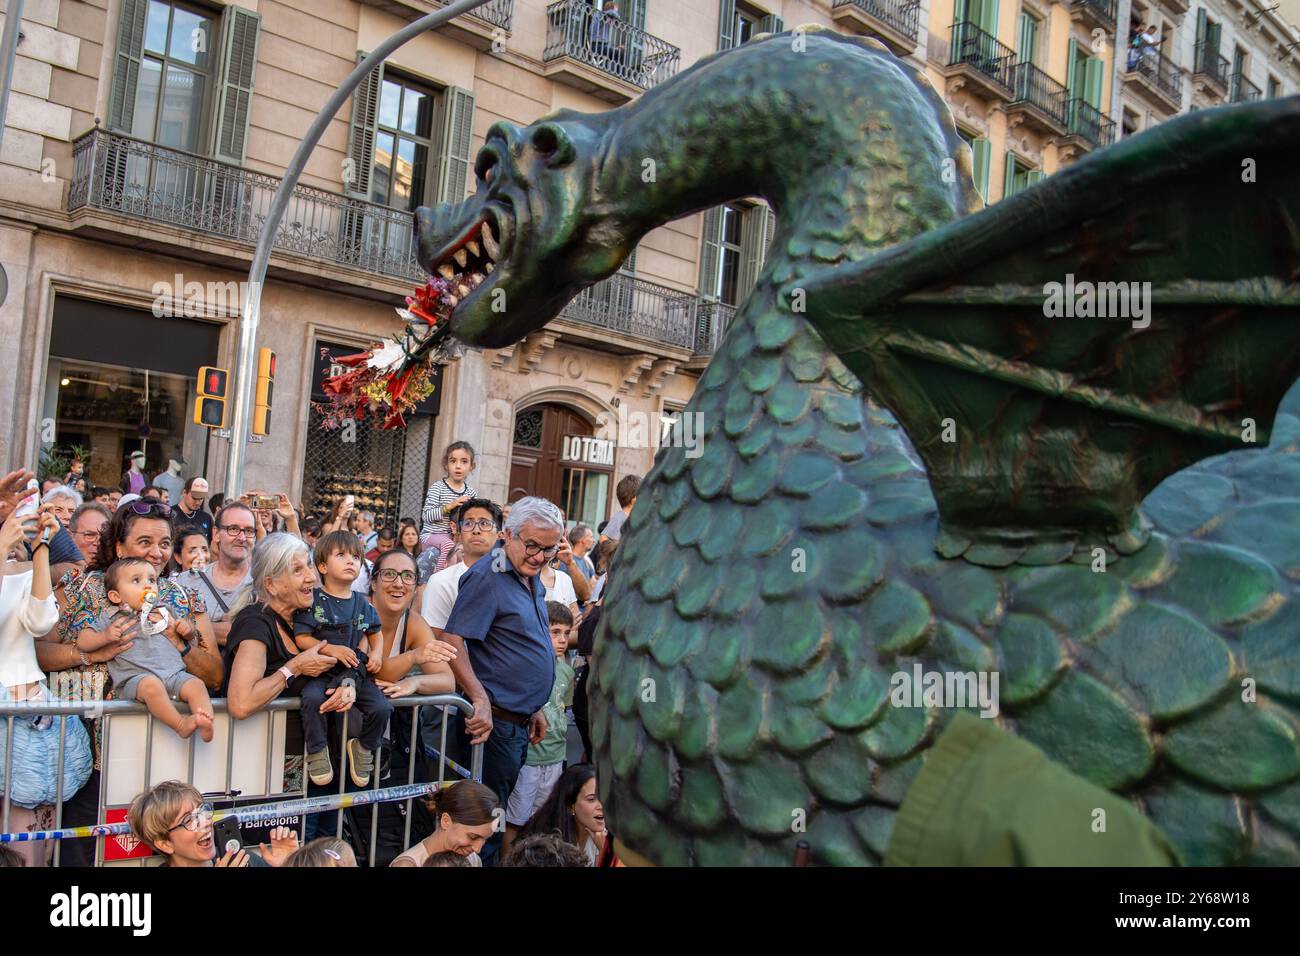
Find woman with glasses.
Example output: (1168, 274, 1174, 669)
(34, 499, 224, 866)
(127, 780, 298, 867)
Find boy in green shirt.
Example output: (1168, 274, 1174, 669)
(502, 603, 576, 857)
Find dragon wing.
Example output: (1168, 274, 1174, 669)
(796, 97, 1300, 562)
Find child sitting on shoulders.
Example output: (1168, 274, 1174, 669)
(77, 557, 213, 741)
(293, 531, 393, 789)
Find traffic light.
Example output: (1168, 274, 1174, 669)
(194, 366, 228, 428)
(253, 348, 275, 436)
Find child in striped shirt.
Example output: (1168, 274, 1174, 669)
(420, 441, 476, 573)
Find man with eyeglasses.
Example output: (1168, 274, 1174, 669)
(173, 501, 253, 647)
(68, 502, 111, 567)
(439, 496, 563, 865)
(421, 498, 502, 635)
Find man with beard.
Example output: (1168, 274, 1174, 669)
(174, 501, 253, 647)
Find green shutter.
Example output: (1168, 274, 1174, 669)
(212, 6, 260, 163)
(977, 0, 999, 37)
(625, 0, 647, 31)
(736, 204, 766, 297)
(971, 137, 991, 201)
(1195, 9, 1207, 46)
(955, 0, 970, 23)
(698, 206, 723, 297)
(717, 0, 736, 50)
(1017, 12, 1036, 65)
(1025, 170, 1045, 187)
(1206, 21, 1221, 57)
(1082, 57, 1104, 109)
(764, 205, 777, 256)
(108, 0, 149, 133)
(1002, 150, 1017, 199)
(757, 14, 784, 34)
(345, 51, 383, 199)
(436, 86, 476, 203)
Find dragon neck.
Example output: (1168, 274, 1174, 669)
(596, 30, 976, 288)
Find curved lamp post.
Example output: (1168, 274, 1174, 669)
(225, 0, 492, 497)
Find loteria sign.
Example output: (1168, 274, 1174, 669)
(561, 435, 615, 467)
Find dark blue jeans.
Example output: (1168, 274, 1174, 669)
(454, 712, 528, 866)
(300, 676, 392, 754)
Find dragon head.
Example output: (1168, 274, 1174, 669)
(414, 113, 628, 350)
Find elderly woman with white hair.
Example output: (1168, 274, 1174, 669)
(438, 495, 566, 866)
(41, 485, 83, 528)
(222, 533, 336, 788)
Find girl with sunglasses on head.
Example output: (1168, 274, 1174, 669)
(34, 499, 223, 866)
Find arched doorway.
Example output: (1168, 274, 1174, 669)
(510, 402, 613, 527)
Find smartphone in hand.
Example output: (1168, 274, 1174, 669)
(212, 815, 243, 855)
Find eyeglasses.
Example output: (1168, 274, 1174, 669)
(219, 525, 257, 538)
(168, 803, 214, 833)
(521, 541, 561, 558)
(127, 501, 171, 518)
(459, 518, 497, 532)
(377, 568, 416, 586)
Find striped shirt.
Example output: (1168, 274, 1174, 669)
(420, 478, 475, 536)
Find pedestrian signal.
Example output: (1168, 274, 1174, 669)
(194, 366, 228, 428)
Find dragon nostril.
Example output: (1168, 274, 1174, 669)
(532, 127, 558, 155)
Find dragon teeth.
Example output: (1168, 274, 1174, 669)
(456, 282, 471, 296)
(466, 240, 480, 258)
(484, 262, 494, 274)
(481, 222, 499, 259)
(453, 249, 468, 267)
(437, 264, 456, 280)
(469, 272, 484, 287)
(445, 294, 459, 307)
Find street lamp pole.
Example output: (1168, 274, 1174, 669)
(0, 0, 27, 156)
(224, 0, 492, 497)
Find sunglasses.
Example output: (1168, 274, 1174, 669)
(126, 501, 171, 518)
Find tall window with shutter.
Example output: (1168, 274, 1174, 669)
(106, 0, 259, 222)
(717, 1, 773, 50)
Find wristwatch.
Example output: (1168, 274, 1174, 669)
(278, 665, 294, 683)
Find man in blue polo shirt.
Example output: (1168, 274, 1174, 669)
(441, 496, 563, 864)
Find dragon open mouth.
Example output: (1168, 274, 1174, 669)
(422, 201, 512, 328)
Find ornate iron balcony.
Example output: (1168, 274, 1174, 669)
(1070, 0, 1116, 31)
(1193, 41, 1229, 93)
(1063, 98, 1115, 149)
(1230, 72, 1262, 103)
(431, 0, 513, 30)
(559, 271, 702, 350)
(69, 127, 424, 282)
(1008, 61, 1070, 131)
(947, 21, 1017, 98)
(1125, 45, 1183, 106)
(544, 0, 680, 92)
(831, 0, 920, 44)
(694, 300, 738, 354)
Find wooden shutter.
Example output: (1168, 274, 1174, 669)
(971, 137, 991, 201)
(345, 51, 383, 199)
(1002, 150, 1017, 199)
(1082, 57, 1104, 109)
(1017, 13, 1035, 64)
(736, 204, 766, 297)
(697, 206, 723, 297)
(1025, 170, 1045, 187)
(625, 0, 647, 31)
(621, 244, 638, 274)
(1195, 9, 1207, 46)
(764, 204, 777, 256)
(1206, 21, 1221, 58)
(436, 86, 476, 203)
(212, 6, 260, 164)
(757, 14, 784, 34)
(717, 0, 736, 50)
(108, 0, 149, 133)
(978, 0, 999, 38)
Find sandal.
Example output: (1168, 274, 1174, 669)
(307, 748, 333, 787)
(347, 738, 374, 788)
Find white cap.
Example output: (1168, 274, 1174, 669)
(118, 494, 141, 508)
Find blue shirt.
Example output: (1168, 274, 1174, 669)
(444, 543, 555, 716)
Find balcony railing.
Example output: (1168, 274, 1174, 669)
(1192, 41, 1229, 91)
(1009, 61, 1069, 128)
(831, 0, 920, 43)
(544, 0, 680, 92)
(431, 0, 513, 30)
(1230, 71, 1262, 103)
(1070, 0, 1116, 30)
(947, 21, 1017, 96)
(694, 300, 738, 354)
(69, 128, 424, 281)
(1064, 98, 1115, 149)
(560, 271, 702, 350)
(1125, 46, 1183, 105)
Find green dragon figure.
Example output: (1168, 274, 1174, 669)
(415, 27, 1300, 865)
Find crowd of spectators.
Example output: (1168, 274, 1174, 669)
(0, 445, 636, 868)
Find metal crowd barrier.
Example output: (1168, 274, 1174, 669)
(1, 694, 483, 867)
